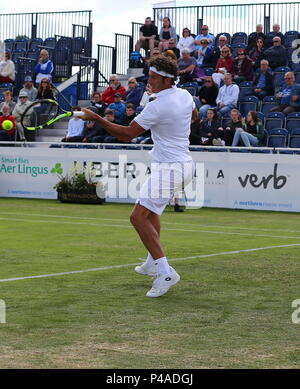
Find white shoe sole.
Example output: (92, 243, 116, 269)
(135, 265, 157, 277)
(146, 268, 180, 298)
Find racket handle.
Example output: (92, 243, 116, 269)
(73, 111, 85, 117)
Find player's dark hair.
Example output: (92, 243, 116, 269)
(149, 55, 178, 84)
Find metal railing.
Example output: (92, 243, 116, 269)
(131, 22, 147, 57)
(153, 2, 300, 36)
(115, 33, 132, 75)
(0, 10, 91, 41)
(76, 56, 99, 101)
(97, 44, 116, 87)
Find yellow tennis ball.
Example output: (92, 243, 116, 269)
(2, 120, 14, 131)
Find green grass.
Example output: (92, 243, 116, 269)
(0, 198, 300, 368)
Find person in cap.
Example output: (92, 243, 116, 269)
(80, 55, 198, 298)
(0, 90, 15, 114)
(108, 92, 126, 124)
(19, 75, 38, 102)
(12, 91, 33, 141)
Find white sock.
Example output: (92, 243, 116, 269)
(156, 256, 171, 276)
(145, 252, 156, 267)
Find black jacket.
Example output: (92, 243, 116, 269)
(198, 85, 219, 105)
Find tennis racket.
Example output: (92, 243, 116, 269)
(20, 99, 84, 131)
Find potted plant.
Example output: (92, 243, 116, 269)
(53, 161, 105, 204)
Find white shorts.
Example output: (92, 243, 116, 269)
(137, 161, 194, 215)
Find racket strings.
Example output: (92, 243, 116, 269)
(32, 101, 58, 128)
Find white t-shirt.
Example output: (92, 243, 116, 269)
(134, 86, 195, 162)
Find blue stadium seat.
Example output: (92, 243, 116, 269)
(12, 48, 26, 63)
(289, 128, 300, 148)
(295, 71, 300, 83)
(238, 81, 253, 99)
(57, 37, 72, 50)
(4, 39, 15, 51)
(43, 37, 56, 49)
(261, 96, 277, 115)
(73, 36, 86, 53)
(180, 85, 197, 96)
(238, 96, 259, 117)
(204, 67, 214, 76)
(267, 128, 288, 147)
(285, 112, 300, 132)
(136, 106, 144, 114)
(265, 112, 285, 131)
(55, 48, 69, 65)
(14, 38, 29, 51)
(231, 32, 247, 46)
(29, 38, 43, 49)
(284, 31, 299, 48)
(26, 48, 40, 60)
(256, 112, 265, 124)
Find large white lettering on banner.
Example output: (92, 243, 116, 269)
(0, 148, 299, 212)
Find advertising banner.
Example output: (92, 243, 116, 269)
(0, 147, 299, 212)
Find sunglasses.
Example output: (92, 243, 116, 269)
(201, 28, 208, 30)
(128, 81, 135, 84)
(222, 51, 230, 53)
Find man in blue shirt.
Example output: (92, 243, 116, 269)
(194, 25, 215, 50)
(108, 93, 126, 124)
(270, 72, 300, 115)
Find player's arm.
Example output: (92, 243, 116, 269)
(81, 108, 144, 142)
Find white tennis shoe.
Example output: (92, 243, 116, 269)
(135, 261, 158, 277)
(146, 267, 180, 298)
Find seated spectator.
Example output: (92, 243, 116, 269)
(101, 74, 126, 105)
(165, 38, 180, 59)
(90, 91, 107, 116)
(37, 78, 54, 99)
(247, 24, 266, 51)
(270, 72, 300, 115)
(125, 78, 144, 108)
(82, 119, 104, 143)
(19, 76, 37, 102)
(221, 108, 246, 146)
(12, 91, 33, 141)
(34, 49, 54, 85)
(108, 93, 126, 124)
(232, 111, 264, 147)
(263, 36, 287, 69)
(0, 90, 16, 114)
(0, 52, 15, 84)
(265, 24, 285, 48)
(177, 28, 195, 56)
(102, 109, 120, 143)
(135, 17, 158, 56)
(0, 104, 16, 141)
(249, 37, 265, 69)
(122, 103, 136, 126)
(190, 108, 222, 145)
(194, 25, 215, 49)
(233, 48, 253, 84)
(177, 48, 198, 84)
(216, 73, 239, 116)
(210, 35, 229, 69)
(158, 17, 177, 51)
(252, 59, 274, 99)
(139, 83, 153, 108)
(196, 38, 213, 68)
(132, 129, 152, 144)
(197, 76, 219, 119)
(137, 47, 161, 85)
(61, 106, 85, 142)
(212, 46, 234, 87)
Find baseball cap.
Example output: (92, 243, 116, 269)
(114, 93, 122, 97)
(24, 76, 33, 82)
(19, 91, 28, 97)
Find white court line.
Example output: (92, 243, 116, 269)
(0, 211, 299, 234)
(0, 216, 299, 240)
(0, 243, 299, 283)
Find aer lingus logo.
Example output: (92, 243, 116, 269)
(51, 163, 63, 175)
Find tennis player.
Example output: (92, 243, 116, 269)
(81, 55, 198, 297)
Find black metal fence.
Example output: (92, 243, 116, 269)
(76, 57, 99, 101)
(97, 44, 116, 87)
(153, 2, 300, 36)
(115, 33, 132, 75)
(0, 10, 91, 41)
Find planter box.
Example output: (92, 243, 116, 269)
(57, 189, 105, 204)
